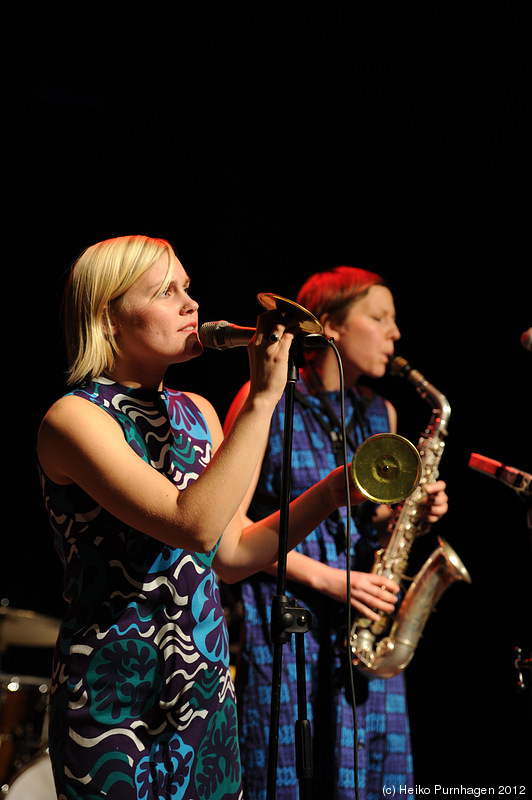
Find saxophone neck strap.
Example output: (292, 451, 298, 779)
(295, 367, 369, 466)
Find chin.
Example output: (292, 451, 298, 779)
(369, 364, 387, 379)
(170, 338, 203, 366)
(186, 337, 204, 360)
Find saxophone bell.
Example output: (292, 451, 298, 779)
(350, 537, 471, 678)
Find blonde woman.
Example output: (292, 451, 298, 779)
(37, 236, 368, 800)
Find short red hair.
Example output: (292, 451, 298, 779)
(296, 265, 388, 325)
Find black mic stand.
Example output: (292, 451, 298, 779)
(266, 337, 314, 800)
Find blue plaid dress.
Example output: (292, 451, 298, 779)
(236, 375, 413, 800)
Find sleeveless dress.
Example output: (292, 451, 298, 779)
(236, 375, 413, 800)
(38, 378, 243, 800)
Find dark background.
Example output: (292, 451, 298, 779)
(4, 6, 531, 792)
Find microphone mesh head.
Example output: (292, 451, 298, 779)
(199, 320, 229, 348)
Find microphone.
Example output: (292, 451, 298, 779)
(469, 453, 532, 498)
(199, 320, 331, 350)
(199, 321, 256, 350)
(521, 328, 532, 352)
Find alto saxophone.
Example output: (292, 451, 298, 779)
(349, 356, 471, 678)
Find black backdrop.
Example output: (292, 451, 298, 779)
(4, 6, 531, 792)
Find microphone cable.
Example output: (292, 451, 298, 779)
(322, 339, 361, 800)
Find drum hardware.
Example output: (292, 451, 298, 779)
(1, 749, 55, 798)
(514, 646, 532, 693)
(0, 606, 60, 652)
(349, 431, 421, 505)
(0, 603, 57, 790)
(257, 292, 325, 335)
(0, 672, 50, 790)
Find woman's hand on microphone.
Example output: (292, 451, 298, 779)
(246, 311, 298, 408)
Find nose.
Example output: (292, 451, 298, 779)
(182, 295, 199, 314)
(390, 321, 401, 341)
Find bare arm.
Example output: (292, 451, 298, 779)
(218, 385, 446, 594)
(37, 315, 295, 554)
(221, 390, 403, 613)
(222, 379, 263, 520)
(218, 381, 386, 592)
(278, 396, 401, 617)
(213, 463, 367, 583)
(262, 551, 400, 621)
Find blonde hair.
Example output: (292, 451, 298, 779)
(63, 234, 176, 385)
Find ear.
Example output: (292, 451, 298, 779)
(321, 314, 341, 342)
(102, 307, 118, 338)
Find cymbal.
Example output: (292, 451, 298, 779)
(351, 433, 422, 505)
(0, 606, 60, 650)
(257, 293, 324, 335)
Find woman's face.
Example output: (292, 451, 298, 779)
(325, 284, 401, 379)
(110, 251, 202, 382)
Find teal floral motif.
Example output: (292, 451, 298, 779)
(191, 572, 229, 664)
(65, 789, 104, 800)
(195, 702, 241, 799)
(90, 639, 162, 724)
(135, 733, 194, 800)
(185, 665, 221, 719)
(90, 750, 135, 796)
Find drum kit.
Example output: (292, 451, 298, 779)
(0, 604, 59, 798)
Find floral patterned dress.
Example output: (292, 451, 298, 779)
(39, 378, 242, 800)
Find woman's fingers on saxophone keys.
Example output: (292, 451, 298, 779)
(374, 581, 399, 611)
(374, 575, 400, 596)
(353, 602, 382, 621)
(355, 574, 400, 613)
(354, 593, 395, 619)
(376, 592, 399, 614)
(423, 480, 448, 522)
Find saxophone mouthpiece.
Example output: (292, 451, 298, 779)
(388, 355, 410, 377)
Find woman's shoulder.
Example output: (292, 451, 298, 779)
(39, 387, 126, 448)
(41, 380, 122, 431)
(358, 382, 389, 410)
(358, 384, 397, 432)
(42, 391, 105, 426)
(37, 392, 121, 484)
(178, 390, 215, 416)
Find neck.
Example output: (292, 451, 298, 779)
(106, 362, 165, 392)
(303, 351, 362, 393)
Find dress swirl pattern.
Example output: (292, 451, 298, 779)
(39, 378, 243, 799)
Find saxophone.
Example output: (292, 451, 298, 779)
(349, 356, 471, 678)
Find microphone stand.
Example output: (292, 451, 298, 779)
(266, 337, 314, 800)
